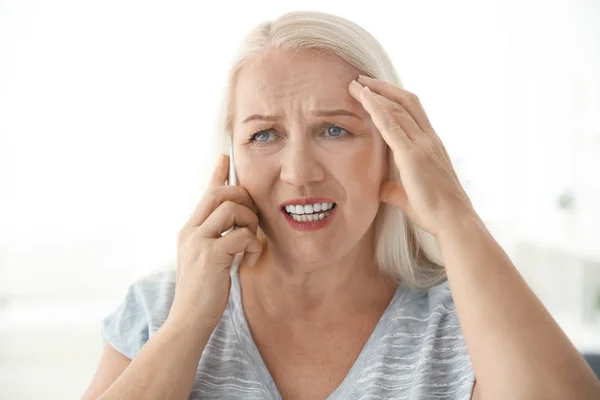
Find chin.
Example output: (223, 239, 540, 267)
(285, 239, 350, 267)
(260, 210, 370, 267)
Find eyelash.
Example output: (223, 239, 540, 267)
(249, 123, 351, 144)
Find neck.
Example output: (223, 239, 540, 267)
(240, 229, 398, 320)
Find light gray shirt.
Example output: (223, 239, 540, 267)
(102, 268, 476, 399)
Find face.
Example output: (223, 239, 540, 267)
(232, 49, 388, 267)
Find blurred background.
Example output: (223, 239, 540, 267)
(1, 0, 599, 398)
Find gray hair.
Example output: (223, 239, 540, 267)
(213, 11, 447, 290)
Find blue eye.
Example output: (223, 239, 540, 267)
(325, 125, 347, 138)
(251, 130, 276, 143)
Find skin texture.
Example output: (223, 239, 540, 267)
(232, 49, 396, 318)
(82, 49, 400, 400)
(82, 48, 600, 400)
(348, 76, 600, 399)
(230, 50, 399, 399)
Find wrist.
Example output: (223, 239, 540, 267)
(435, 210, 486, 242)
(165, 305, 221, 341)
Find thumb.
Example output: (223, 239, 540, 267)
(380, 181, 410, 213)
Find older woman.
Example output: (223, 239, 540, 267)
(83, 11, 600, 400)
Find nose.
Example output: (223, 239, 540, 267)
(279, 138, 325, 187)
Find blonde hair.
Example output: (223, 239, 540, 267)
(214, 11, 447, 290)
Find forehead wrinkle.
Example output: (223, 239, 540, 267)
(234, 50, 363, 127)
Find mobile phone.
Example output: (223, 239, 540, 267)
(226, 138, 242, 274)
(228, 138, 238, 186)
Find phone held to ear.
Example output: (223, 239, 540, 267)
(228, 138, 238, 186)
(226, 138, 242, 274)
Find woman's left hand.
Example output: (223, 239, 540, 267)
(348, 76, 478, 238)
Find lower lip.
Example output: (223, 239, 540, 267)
(282, 207, 337, 231)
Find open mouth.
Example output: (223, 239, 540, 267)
(282, 202, 337, 222)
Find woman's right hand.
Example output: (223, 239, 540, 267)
(169, 154, 262, 328)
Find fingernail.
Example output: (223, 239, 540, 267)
(361, 86, 376, 103)
(350, 79, 363, 89)
(358, 75, 372, 81)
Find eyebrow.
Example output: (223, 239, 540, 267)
(242, 109, 360, 124)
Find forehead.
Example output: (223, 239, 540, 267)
(233, 49, 360, 115)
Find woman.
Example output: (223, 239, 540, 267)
(83, 11, 600, 400)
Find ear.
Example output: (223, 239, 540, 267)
(380, 181, 410, 217)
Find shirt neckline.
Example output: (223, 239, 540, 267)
(227, 266, 406, 400)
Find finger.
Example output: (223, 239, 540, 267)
(183, 186, 258, 230)
(371, 89, 423, 140)
(197, 201, 259, 238)
(209, 154, 229, 187)
(216, 227, 263, 267)
(357, 75, 434, 133)
(352, 84, 413, 154)
(240, 250, 260, 268)
(350, 79, 423, 140)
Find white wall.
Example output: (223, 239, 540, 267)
(1, 0, 599, 398)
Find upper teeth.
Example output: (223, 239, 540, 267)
(285, 202, 334, 214)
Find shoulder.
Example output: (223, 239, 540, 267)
(368, 279, 475, 397)
(393, 278, 460, 325)
(101, 269, 176, 359)
(386, 279, 467, 354)
(125, 269, 177, 322)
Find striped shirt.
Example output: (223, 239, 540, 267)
(102, 268, 476, 399)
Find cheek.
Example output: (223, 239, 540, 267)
(234, 151, 276, 200)
(335, 142, 388, 201)
(352, 139, 387, 183)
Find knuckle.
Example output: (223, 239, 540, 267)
(411, 147, 428, 161)
(391, 102, 408, 115)
(228, 185, 242, 196)
(372, 96, 387, 110)
(405, 91, 419, 104)
(178, 242, 198, 267)
(205, 185, 218, 197)
(239, 227, 258, 245)
(187, 227, 204, 245)
(177, 229, 188, 245)
(237, 187, 255, 206)
(384, 113, 402, 130)
(375, 103, 389, 114)
(389, 122, 402, 132)
(222, 200, 237, 212)
(238, 226, 253, 238)
(236, 185, 250, 196)
(205, 186, 220, 205)
(374, 100, 386, 110)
